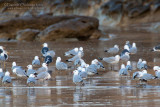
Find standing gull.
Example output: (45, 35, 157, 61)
(120, 52, 130, 62)
(0, 68, 4, 79)
(137, 58, 143, 69)
(35, 71, 51, 80)
(99, 55, 120, 70)
(12, 62, 27, 77)
(120, 45, 130, 56)
(73, 70, 83, 85)
(126, 61, 132, 72)
(119, 64, 128, 76)
(35, 63, 48, 74)
(27, 74, 36, 85)
(104, 45, 119, 54)
(65, 47, 79, 56)
(2, 71, 11, 84)
(32, 56, 40, 66)
(151, 44, 160, 52)
(41, 43, 49, 57)
(56, 57, 68, 70)
(129, 42, 137, 54)
(27, 65, 36, 77)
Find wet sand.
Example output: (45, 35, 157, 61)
(0, 31, 160, 106)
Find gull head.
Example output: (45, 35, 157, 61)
(124, 45, 130, 50)
(114, 45, 119, 48)
(5, 71, 10, 76)
(74, 48, 79, 52)
(153, 66, 159, 71)
(142, 70, 147, 74)
(0, 68, 3, 72)
(132, 43, 136, 47)
(115, 55, 120, 60)
(79, 47, 83, 51)
(126, 41, 130, 45)
(34, 56, 39, 59)
(12, 62, 16, 67)
(121, 64, 125, 69)
(73, 70, 79, 75)
(56, 57, 61, 62)
(27, 65, 33, 69)
(42, 63, 47, 67)
(43, 43, 48, 47)
(127, 61, 131, 65)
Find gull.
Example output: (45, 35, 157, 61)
(104, 45, 119, 54)
(125, 41, 132, 49)
(125, 61, 132, 72)
(119, 64, 128, 76)
(153, 66, 160, 79)
(86, 59, 99, 75)
(65, 47, 79, 56)
(12, 62, 27, 77)
(151, 44, 160, 52)
(92, 59, 105, 69)
(27, 74, 36, 85)
(45, 55, 53, 65)
(0, 46, 4, 54)
(43, 50, 55, 58)
(0, 51, 8, 70)
(66, 52, 82, 62)
(0, 68, 4, 79)
(129, 42, 137, 54)
(120, 45, 130, 56)
(78, 47, 84, 57)
(56, 57, 68, 70)
(32, 56, 40, 66)
(99, 55, 120, 65)
(139, 60, 148, 70)
(35, 63, 48, 74)
(2, 71, 11, 84)
(73, 70, 83, 85)
(77, 67, 88, 79)
(137, 58, 143, 69)
(120, 52, 130, 62)
(41, 43, 49, 57)
(133, 70, 155, 84)
(35, 71, 51, 80)
(27, 65, 36, 77)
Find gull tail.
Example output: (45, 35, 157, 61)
(104, 50, 108, 52)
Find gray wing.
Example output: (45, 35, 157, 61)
(14, 68, 27, 77)
(2, 76, 11, 83)
(27, 77, 36, 84)
(103, 57, 115, 63)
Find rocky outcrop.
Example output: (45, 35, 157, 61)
(37, 16, 99, 41)
(16, 29, 40, 41)
(0, 14, 100, 41)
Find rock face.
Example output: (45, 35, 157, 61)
(0, 15, 100, 41)
(16, 29, 40, 41)
(37, 16, 99, 41)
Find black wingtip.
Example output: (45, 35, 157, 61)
(98, 57, 103, 60)
(104, 50, 108, 52)
(151, 49, 154, 52)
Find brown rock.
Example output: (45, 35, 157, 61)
(36, 16, 99, 41)
(0, 14, 99, 41)
(16, 29, 40, 41)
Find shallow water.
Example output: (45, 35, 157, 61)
(0, 31, 160, 106)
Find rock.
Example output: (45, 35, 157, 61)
(16, 29, 40, 41)
(37, 16, 99, 41)
(0, 14, 99, 41)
